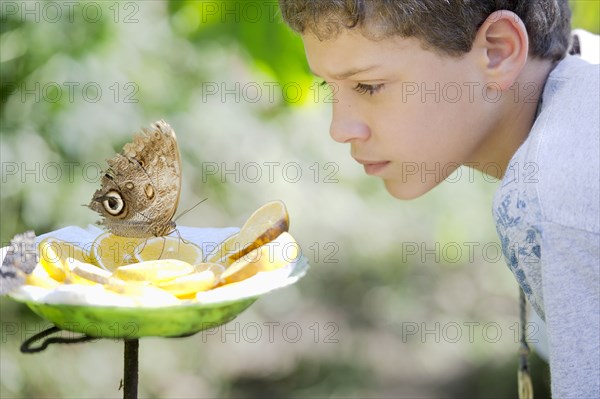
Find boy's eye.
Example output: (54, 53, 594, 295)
(354, 83, 384, 96)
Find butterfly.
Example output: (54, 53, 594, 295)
(0, 231, 37, 295)
(88, 120, 182, 238)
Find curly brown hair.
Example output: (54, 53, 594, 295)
(279, 0, 572, 61)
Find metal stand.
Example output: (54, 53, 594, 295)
(123, 339, 139, 399)
(21, 326, 139, 399)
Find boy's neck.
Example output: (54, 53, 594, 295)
(470, 58, 557, 179)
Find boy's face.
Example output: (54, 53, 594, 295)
(303, 29, 501, 199)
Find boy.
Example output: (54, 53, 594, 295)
(278, 1, 599, 397)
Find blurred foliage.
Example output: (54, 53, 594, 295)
(571, 0, 600, 32)
(166, 1, 312, 87)
(1, 1, 598, 398)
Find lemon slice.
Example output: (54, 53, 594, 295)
(156, 262, 225, 298)
(221, 232, 299, 284)
(70, 259, 112, 285)
(25, 265, 61, 289)
(65, 273, 98, 286)
(38, 237, 93, 264)
(156, 269, 219, 297)
(216, 201, 289, 265)
(133, 236, 203, 264)
(90, 232, 146, 271)
(193, 262, 225, 276)
(39, 240, 69, 281)
(113, 259, 194, 283)
(204, 232, 240, 263)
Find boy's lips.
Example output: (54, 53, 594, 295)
(353, 158, 391, 175)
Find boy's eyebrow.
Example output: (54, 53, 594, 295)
(311, 65, 380, 80)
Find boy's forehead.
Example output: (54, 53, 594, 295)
(302, 29, 418, 78)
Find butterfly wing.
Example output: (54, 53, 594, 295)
(89, 120, 182, 237)
(1, 231, 37, 295)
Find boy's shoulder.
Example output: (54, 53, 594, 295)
(545, 53, 599, 91)
(539, 54, 599, 139)
(528, 54, 599, 233)
(495, 52, 599, 235)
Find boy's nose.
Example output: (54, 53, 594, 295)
(329, 102, 370, 143)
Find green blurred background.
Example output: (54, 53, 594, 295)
(1, 1, 598, 398)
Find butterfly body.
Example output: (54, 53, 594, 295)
(89, 120, 181, 238)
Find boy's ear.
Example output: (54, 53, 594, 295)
(472, 10, 529, 90)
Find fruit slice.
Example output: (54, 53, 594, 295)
(156, 269, 219, 297)
(113, 259, 194, 283)
(104, 280, 180, 306)
(65, 273, 97, 286)
(193, 262, 225, 276)
(25, 265, 61, 289)
(216, 201, 289, 265)
(133, 236, 203, 264)
(220, 232, 299, 284)
(204, 232, 240, 264)
(70, 259, 112, 285)
(38, 240, 69, 281)
(90, 232, 146, 271)
(38, 237, 92, 264)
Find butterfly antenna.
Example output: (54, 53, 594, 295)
(173, 198, 208, 223)
(154, 234, 188, 259)
(158, 236, 167, 259)
(130, 237, 148, 261)
(170, 228, 192, 246)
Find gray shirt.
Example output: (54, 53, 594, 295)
(493, 54, 599, 397)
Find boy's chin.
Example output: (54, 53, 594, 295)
(383, 179, 439, 200)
